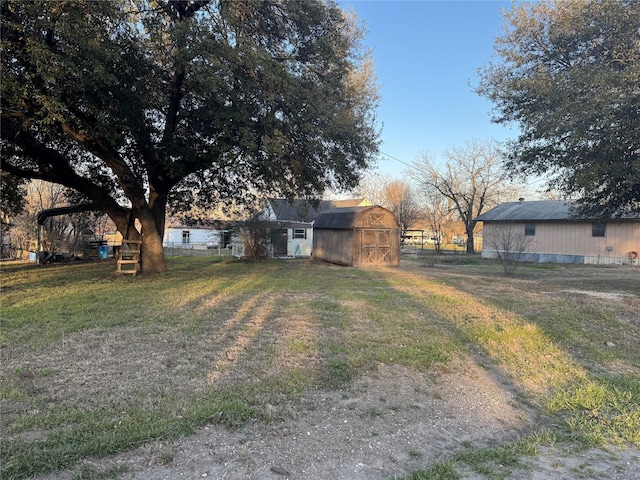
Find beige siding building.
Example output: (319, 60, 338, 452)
(476, 200, 640, 265)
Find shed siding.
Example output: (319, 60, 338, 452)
(482, 221, 640, 264)
(313, 229, 354, 266)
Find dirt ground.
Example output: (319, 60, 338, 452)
(36, 358, 639, 480)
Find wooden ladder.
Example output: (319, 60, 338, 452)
(116, 239, 142, 275)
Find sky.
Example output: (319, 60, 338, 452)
(340, 0, 518, 177)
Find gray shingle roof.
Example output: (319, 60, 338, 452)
(475, 200, 576, 222)
(268, 198, 367, 222)
(268, 199, 323, 222)
(476, 200, 640, 222)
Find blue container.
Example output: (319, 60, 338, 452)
(28, 252, 37, 262)
(98, 245, 109, 260)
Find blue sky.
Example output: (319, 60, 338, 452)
(341, 0, 517, 176)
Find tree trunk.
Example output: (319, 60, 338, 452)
(138, 207, 168, 274)
(466, 226, 476, 254)
(140, 226, 167, 274)
(100, 190, 168, 274)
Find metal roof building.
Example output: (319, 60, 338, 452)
(475, 200, 574, 222)
(476, 200, 640, 265)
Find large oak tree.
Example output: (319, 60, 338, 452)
(477, 0, 640, 217)
(1, 0, 380, 273)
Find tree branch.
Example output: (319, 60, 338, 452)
(156, 0, 211, 20)
(58, 122, 146, 203)
(2, 123, 132, 222)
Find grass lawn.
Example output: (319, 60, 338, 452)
(1, 256, 639, 479)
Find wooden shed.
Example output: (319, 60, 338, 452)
(313, 206, 400, 267)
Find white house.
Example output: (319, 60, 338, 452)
(259, 198, 371, 257)
(162, 199, 371, 258)
(163, 221, 233, 250)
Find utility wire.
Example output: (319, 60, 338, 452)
(380, 149, 547, 191)
(379, 151, 418, 171)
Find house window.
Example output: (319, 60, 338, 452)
(524, 223, 536, 236)
(592, 223, 606, 237)
(182, 230, 190, 244)
(293, 228, 306, 239)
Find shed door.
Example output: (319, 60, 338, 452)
(361, 229, 392, 265)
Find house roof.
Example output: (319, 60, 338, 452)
(314, 206, 377, 229)
(475, 200, 574, 222)
(267, 198, 369, 223)
(476, 199, 640, 223)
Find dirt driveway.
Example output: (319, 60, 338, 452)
(37, 359, 638, 480)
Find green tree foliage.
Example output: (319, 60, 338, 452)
(1, 172, 26, 220)
(0, 0, 380, 273)
(477, 0, 640, 217)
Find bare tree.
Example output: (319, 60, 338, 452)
(8, 181, 67, 257)
(239, 204, 272, 261)
(418, 186, 456, 255)
(240, 219, 271, 261)
(354, 174, 421, 232)
(381, 180, 421, 232)
(483, 223, 535, 275)
(7, 180, 109, 258)
(353, 171, 387, 206)
(410, 140, 513, 253)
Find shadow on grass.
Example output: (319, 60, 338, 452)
(1, 259, 638, 479)
(387, 262, 639, 478)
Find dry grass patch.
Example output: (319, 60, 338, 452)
(399, 259, 640, 448)
(1, 258, 638, 479)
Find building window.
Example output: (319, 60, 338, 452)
(524, 223, 536, 236)
(592, 223, 606, 237)
(182, 230, 190, 244)
(293, 228, 306, 239)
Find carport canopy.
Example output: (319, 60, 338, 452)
(36, 204, 99, 226)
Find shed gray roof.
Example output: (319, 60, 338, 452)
(314, 206, 373, 229)
(475, 200, 578, 222)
